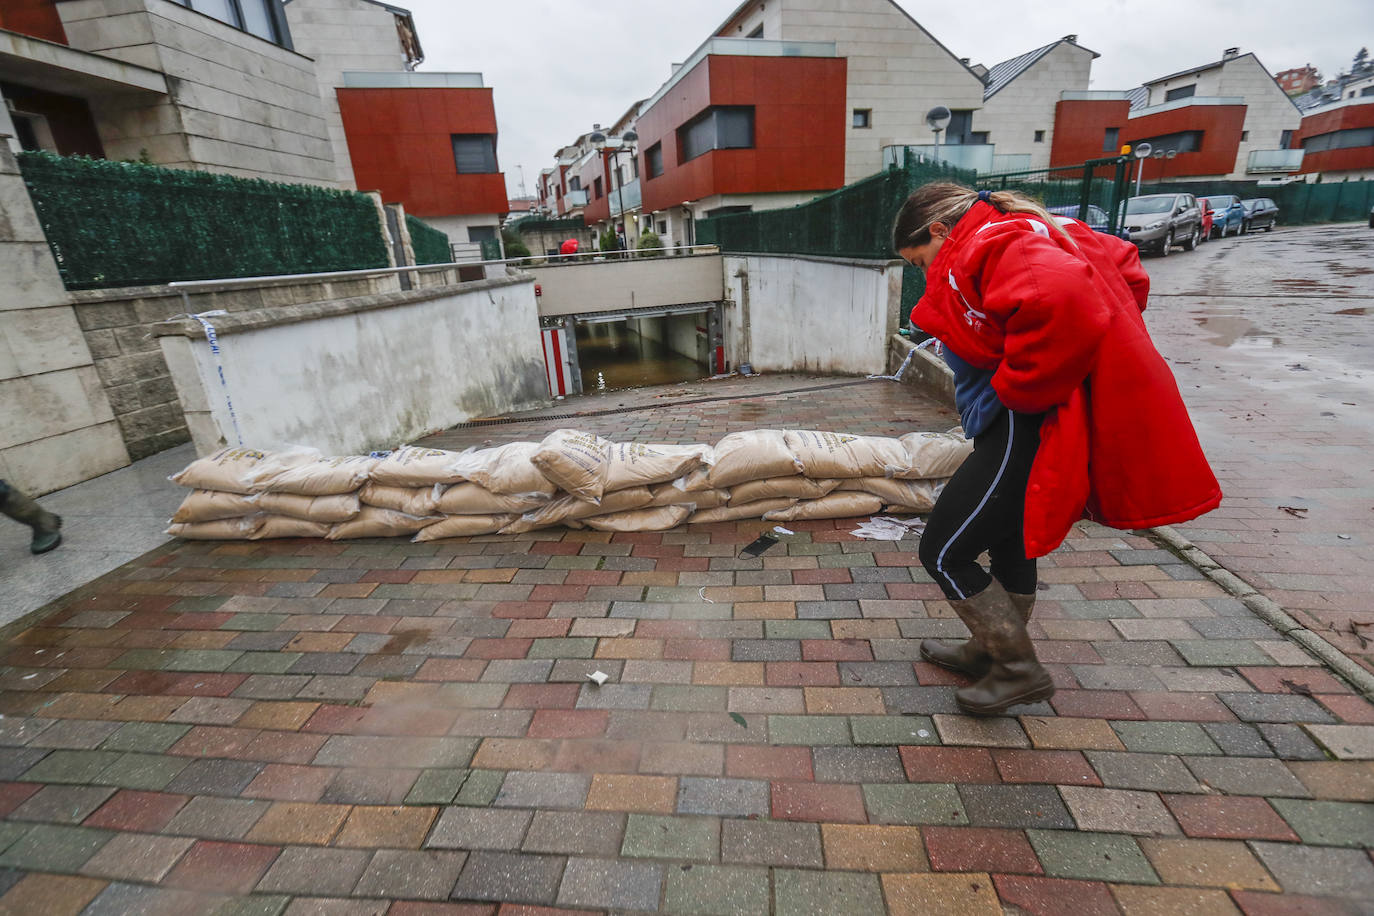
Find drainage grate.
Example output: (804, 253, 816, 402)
(446, 378, 883, 429)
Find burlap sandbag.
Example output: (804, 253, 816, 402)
(251, 450, 378, 495)
(604, 443, 712, 491)
(500, 487, 653, 535)
(764, 492, 883, 521)
(449, 442, 557, 497)
(647, 482, 729, 510)
(170, 448, 275, 494)
(166, 515, 265, 539)
(689, 498, 797, 524)
(893, 431, 973, 479)
(730, 476, 841, 504)
(360, 483, 442, 516)
(837, 478, 942, 513)
(256, 491, 361, 523)
(707, 430, 801, 489)
(170, 490, 259, 524)
(530, 429, 614, 502)
(437, 483, 551, 515)
(250, 516, 331, 539)
(784, 431, 910, 479)
(413, 514, 518, 542)
(583, 504, 691, 532)
(670, 467, 714, 493)
(369, 447, 466, 487)
(326, 506, 441, 540)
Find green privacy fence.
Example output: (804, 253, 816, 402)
(405, 214, 450, 265)
(18, 151, 392, 290)
(1131, 176, 1374, 225)
(973, 156, 1135, 235)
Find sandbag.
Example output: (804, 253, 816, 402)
(170, 448, 275, 494)
(500, 487, 653, 535)
(166, 515, 265, 540)
(707, 430, 801, 489)
(256, 491, 361, 523)
(604, 443, 712, 491)
(530, 430, 614, 502)
(360, 483, 442, 516)
(326, 506, 440, 540)
(369, 447, 465, 487)
(730, 476, 841, 504)
(647, 482, 729, 510)
(170, 490, 259, 524)
(251, 449, 377, 495)
(837, 478, 942, 513)
(763, 492, 883, 521)
(450, 442, 557, 497)
(437, 483, 551, 515)
(413, 514, 518, 541)
(689, 498, 797, 524)
(784, 431, 910, 479)
(583, 505, 691, 532)
(669, 467, 714, 493)
(893, 432, 973, 479)
(250, 516, 331, 539)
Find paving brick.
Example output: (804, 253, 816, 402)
(1302, 724, 1374, 760)
(662, 863, 770, 915)
(555, 856, 663, 911)
(585, 773, 677, 813)
(1182, 757, 1310, 797)
(991, 749, 1101, 786)
(426, 806, 531, 850)
(923, 825, 1042, 874)
(1269, 798, 1374, 848)
(1139, 837, 1280, 891)
(83, 790, 188, 833)
(255, 846, 370, 895)
(0, 823, 111, 872)
(11, 785, 115, 824)
(1230, 889, 1364, 916)
(812, 746, 906, 783)
(163, 839, 280, 894)
(334, 805, 436, 848)
(1085, 751, 1203, 792)
(162, 795, 270, 841)
(1250, 842, 1374, 898)
(494, 772, 590, 809)
(820, 824, 927, 872)
(1109, 884, 1242, 915)
(1286, 761, 1374, 802)
(1161, 793, 1299, 841)
(862, 784, 965, 826)
(78, 832, 193, 883)
(767, 715, 850, 746)
(1260, 723, 1329, 760)
(522, 810, 625, 857)
(773, 869, 884, 916)
(676, 776, 769, 816)
(1027, 829, 1158, 884)
(1220, 693, 1338, 724)
(353, 849, 467, 900)
(1060, 786, 1180, 834)
(1111, 721, 1223, 756)
(450, 850, 566, 905)
(932, 715, 1030, 748)
(1201, 722, 1273, 757)
(621, 814, 718, 860)
(0, 873, 106, 916)
(881, 872, 1002, 916)
(958, 784, 1074, 829)
(899, 746, 998, 784)
(772, 782, 867, 824)
(721, 819, 822, 867)
(1020, 717, 1124, 751)
(992, 875, 1120, 916)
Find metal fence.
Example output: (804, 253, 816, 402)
(973, 156, 1134, 235)
(1130, 176, 1374, 225)
(405, 215, 451, 265)
(18, 151, 394, 290)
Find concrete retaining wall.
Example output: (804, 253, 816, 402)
(153, 272, 550, 457)
(530, 254, 724, 318)
(723, 254, 903, 376)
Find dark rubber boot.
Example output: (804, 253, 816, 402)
(948, 581, 1053, 716)
(1, 487, 63, 554)
(919, 589, 1036, 678)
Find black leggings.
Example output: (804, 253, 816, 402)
(919, 410, 1044, 600)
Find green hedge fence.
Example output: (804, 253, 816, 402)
(405, 214, 451, 265)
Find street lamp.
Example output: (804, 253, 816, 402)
(591, 128, 638, 256)
(926, 105, 952, 160)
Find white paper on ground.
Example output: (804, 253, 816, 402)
(850, 516, 927, 541)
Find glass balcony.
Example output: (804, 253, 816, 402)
(609, 178, 641, 214)
(646, 37, 837, 110)
(1247, 149, 1305, 173)
(882, 144, 996, 173)
(991, 154, 1032, 173)
(564, 189, 588, 208)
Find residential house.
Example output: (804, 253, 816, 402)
(1276, 64, 1321, 96)
(1293, 94, 1374, 180)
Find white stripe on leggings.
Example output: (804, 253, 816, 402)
(935, 411, 1017, 599)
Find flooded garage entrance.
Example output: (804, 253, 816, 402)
(545, 303, 724, 396)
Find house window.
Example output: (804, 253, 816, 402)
(1301, 126, 1374, 152)
(1363, 86, 1374, 96)
(679, 107, 755, 162)
(594, 177, 603, 199)
(173, 0, 290, 47)
(569, 176, 581, 191)
(452, 134, 498, 173)
(1164, 84, 1197, 102)
(1240, 131, 1249, 141)
(657, 221, 667, 234)
(1034, 130, 1045, 143)
(748, 24, 764, 38)
(944, 109, 975, 144)
(1280, 130, 1294, 149)
(1137, 129, 1204, 153)
(645, 142, 664, 178)
(969, 132, 989, 145)
(1103, 127, 1119, 151)
(630, 155, 639, 179)
(853, 109, 871, 129)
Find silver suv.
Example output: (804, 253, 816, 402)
(1122, 193, 1203, 257)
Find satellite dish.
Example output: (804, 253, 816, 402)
(1133, 142, 1153, 159)
(925, 106, 952, 131)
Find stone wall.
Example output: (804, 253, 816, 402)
(0, 140, 129, 495)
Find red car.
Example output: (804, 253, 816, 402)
(1197, 200, 1214, 242)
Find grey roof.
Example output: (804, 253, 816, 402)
(1126, 86, 1150, 110)
(983, 41, 1058, 99)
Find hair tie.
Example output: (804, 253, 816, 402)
(977, 190, 993, 203)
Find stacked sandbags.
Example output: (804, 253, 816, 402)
(165, 427, 969, 542)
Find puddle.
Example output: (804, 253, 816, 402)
(1192, 314, 1282, 348)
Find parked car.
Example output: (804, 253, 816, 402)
(1199, 194, 1246, 238)
(1197, 199, 1215, 241)
(1046, 203, 1124, 236)
(1370, 205, 1374, 229)
(1240, 198, 1279, 233)
(1121, 193, 1203, 256)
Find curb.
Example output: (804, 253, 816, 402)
(1151, 524, 1374, 701)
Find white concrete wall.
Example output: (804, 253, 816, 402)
(0, 143, 130, 494)
(775, 0, 986, 184)
(424, 214, 504, 247)
(723, 254, 902, 375)
(283, 0, 409, 188)
(529, 254, 725, 318)
(976, 43, 1095, 171)
(1217, 55, 1303, 179)
(58, 0, 337, 185)
(157, 275, 550, 457)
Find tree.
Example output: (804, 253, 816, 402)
(1354, 46, 1370, 75)
(501, 228, 530, 259)
(637, 230, 663, 258)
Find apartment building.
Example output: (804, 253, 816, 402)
(1293, 95, 1374, 180)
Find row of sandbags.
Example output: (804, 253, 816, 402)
(165, 428, 970, 541)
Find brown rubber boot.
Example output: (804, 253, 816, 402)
(0, 486, 63, 554)
(947, 581, 1053, 716)
(920, 588, 1036, 678)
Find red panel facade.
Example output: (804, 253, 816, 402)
(636, 54, 847, 215)
(1294, 101, 1374, 174)
(1120, 104, 1246, 180)
(336, 86, 507, 218)
(1050, 100, 1131, 167)
(0, 0, 68, 44)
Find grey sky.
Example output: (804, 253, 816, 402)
(399, 0, 1370, 199)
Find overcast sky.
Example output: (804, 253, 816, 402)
(400, 0, 1370, 199)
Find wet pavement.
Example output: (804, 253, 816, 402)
(0, 227, 1370, 914)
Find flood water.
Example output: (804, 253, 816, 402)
(575, 320, 707, 392)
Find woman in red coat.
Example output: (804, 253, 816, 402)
(895, 182, 1221, 716)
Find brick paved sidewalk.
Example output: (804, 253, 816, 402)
(0, 379, 1370, 915)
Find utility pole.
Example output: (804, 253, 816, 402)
(517, 164, 527, 199)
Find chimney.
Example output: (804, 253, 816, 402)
(959, 57, 969, 65)
(1063, 34, 1078, 43)
(1223, 47, 1240, 60)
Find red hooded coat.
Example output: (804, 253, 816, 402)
(909, 201, 1221, 558)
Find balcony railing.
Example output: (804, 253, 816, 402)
(646, 37, 837, 111)
(341, 71, 483, 89)
(1129, 96, 1245, 118)
(609, 178, 641, 215)
(564, 189, 589, 208)
(883, 144, 996, 173)
(1247, 149, 1305, 173)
